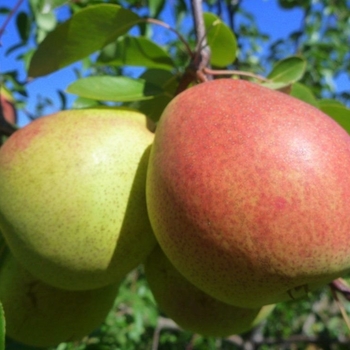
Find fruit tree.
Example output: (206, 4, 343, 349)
(0, 0, 350, 349)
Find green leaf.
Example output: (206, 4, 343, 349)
(261, 81, 292, 90)
(290, 82, 319, 107)
(16, 11, 31, 42)
(72, 96, 102, 109)
(36, 11, 57, 31)
(278, 0, 311, 9)
(267, 56, 306, 84)
(148, 0, 165, 18)
(28, 4, 140, 77)
(67, 76, 163, 102)
(319, 99, 344, 108)
(135, 69, 177, 94)
(0, 302, 5, 350)
(41, 0, 70, 12)
(97, 36, 174, 70)
(320, 104, 350, 134)
(129, 69, 178, 122)
(30, 0, 68, 13)
(204, 12, 237, 67)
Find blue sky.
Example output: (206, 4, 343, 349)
(0, 0, 348, 126)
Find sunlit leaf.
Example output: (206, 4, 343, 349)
(204, 12, 237, 67)
(319, 99, 343, 108)
(67, 76, 163, 102)
(29, 4, 140, 77)
(290, 82, 319, 107)
(320, 103, 350, 134)
(267, 56, 306, 84)
(261, 81, 291, 90)
(36, 11, 57, 31)
(97, 36, 174, 70)
(72, 96, 101, 109)
(41, 0, 69, 12)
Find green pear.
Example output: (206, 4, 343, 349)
(144, 245, 275, 337)
(0, 248, 120, 348)
(0, 107, 156, 290)
(146, 79, 350, 308)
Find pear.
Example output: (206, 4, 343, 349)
(0, 248, 120, 348)
(146, 79, 350, 308)
(145, 245, 275, 337)
(0, 107, 156, 290)
(0, 87, 17, 125)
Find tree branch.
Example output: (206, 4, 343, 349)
(0, 0, 24, 42)
(145, 18, 194, 58)
(330, 278, 350, 301)
(191, 0, 212, 81)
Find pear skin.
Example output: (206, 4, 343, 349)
(0, 108, 156, 290)
(0, 249, 120, 348)
(145, 245, 275, 337)
(147, 79, 350, 308)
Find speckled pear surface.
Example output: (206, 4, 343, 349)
(145, 245, 275, 337)
(0, 248, 120, 348)
(0, 108, 156, 290)
(146, 79, 350, 308)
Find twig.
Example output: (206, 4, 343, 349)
(203, 67, 268, 82)
(0, 0, 24, 42)
(152, 316, 180, 350)
(145, 18, 194, 58)
(175, 0, 213, 95)
(330, 278, 350, 301)
(191, 0, 206, 52)
(174, 68, 197, 95)
(331, 287, 350, 333)
(186, 334, 200, 350)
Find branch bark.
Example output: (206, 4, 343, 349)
(191, 0, 212, 80)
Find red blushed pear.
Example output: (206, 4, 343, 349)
(0, 87, 17, 125)
(146, 79, 350, 308)
(0, 107, 156, 290)
(144, 245, 275, 337)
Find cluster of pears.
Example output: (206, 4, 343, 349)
(1, 79, 350, 347)
(0, 108, 158, 347)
